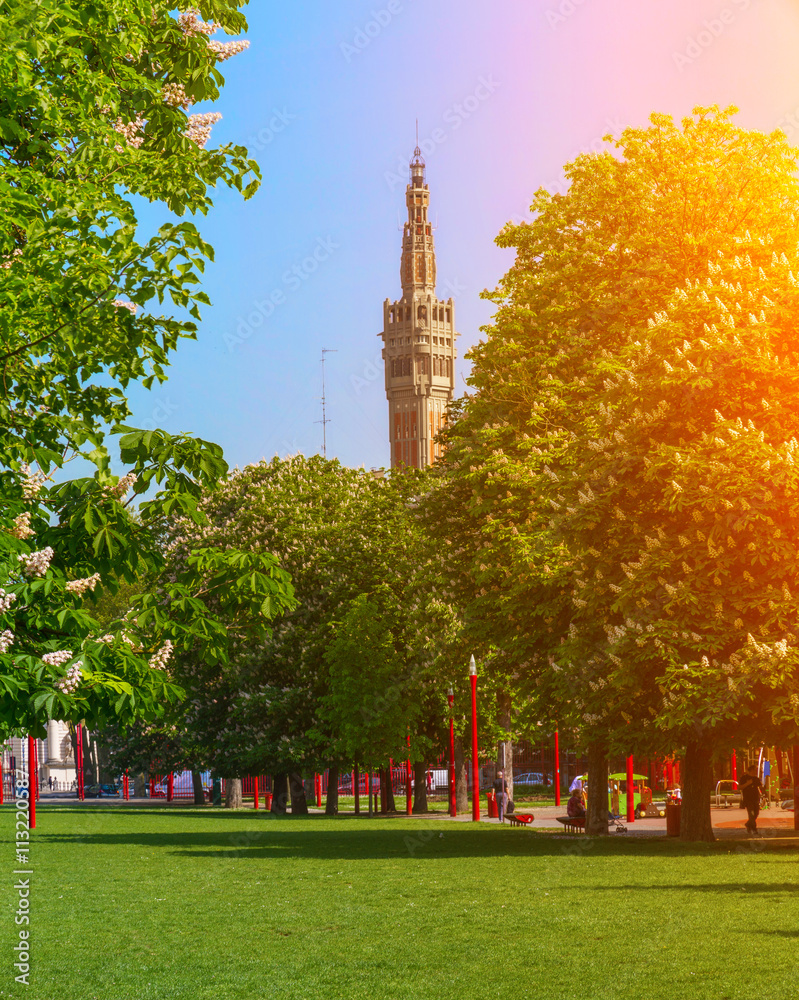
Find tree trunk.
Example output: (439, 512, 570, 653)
(289, 772, 309, 815)
(496, 688, 513, 803)
(585, 741, 609, 835)
(192, 770, 205, 805)
(271, 773, 289, 815)
(354, 764, 360, 815)
(133, 772, 147, 798)
(412, 761, 428, 814)
(454, 736, 468, 813)
(379, 766, 397, 813)
(225, 777, 243, 809)
(680, 736, 715, 842)
(325, 765, 339, 816)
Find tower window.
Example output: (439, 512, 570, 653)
(446, 309, 451, 323)
(417, 305, 427, 321)
(405, 307, 411, 321)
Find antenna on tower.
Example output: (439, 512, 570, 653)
(416, 118, 419, 148)
(316, 348, 338, 459)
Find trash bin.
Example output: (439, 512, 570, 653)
(212, 777, 222, 806)
(263, 792, 273, 811)
(486, 791, 498, 818)
(666, 799, 681, 837)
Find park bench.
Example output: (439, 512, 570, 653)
(556, 815, 585, 833)
(506, 813, 534, 827)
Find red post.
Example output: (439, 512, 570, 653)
(469, 655, 480, 822)
(167, 772, 174, 802)
(406, 736, 412, 816)
(448, 688, 456, 816)
(793, 746, 799, 832)
(626, 754, 635, 823)
(28, 735, 36, 829)
(254, 775, 259, 810)
(731, 750, 738, 787)
(554, 729, 561, 808)
(149, 777, 155, 798)
(315, 773, 322, 808)
(76, 724, 85, 801)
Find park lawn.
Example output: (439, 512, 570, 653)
(2, 806, 796, 1000)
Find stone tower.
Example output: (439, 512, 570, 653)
(380, 146, 458, 468)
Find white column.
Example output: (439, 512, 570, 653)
(47, 720, 61, 763)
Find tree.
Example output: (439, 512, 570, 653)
(427, 106, 799, 838)
(0, 0, 267, 737)
(320, 593, 421, 809)
(162, 455, 444, 809)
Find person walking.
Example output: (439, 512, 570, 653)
(493, 770, 509, 823)
(739, 764, 764, 835)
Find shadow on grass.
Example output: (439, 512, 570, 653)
(34, 812, 799, 861)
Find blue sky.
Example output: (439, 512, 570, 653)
(124, 0, 799, 473)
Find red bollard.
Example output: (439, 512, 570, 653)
(315, 773, 322, 808)
(28, 735, 36, 829)
(254, 776, 259, 810)
(167, 773, 174, 802)
(626, 754, 635, 823)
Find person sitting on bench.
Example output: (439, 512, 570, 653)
(567, 788, 586, 819)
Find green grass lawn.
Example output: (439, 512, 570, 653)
(3, 806, 797, 1000)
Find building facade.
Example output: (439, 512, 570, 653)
(379, 147, 458, 468)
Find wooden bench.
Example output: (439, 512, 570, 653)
(556, 815, 585, 833)
(506, 813, 534, 827)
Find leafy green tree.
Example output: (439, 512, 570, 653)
(428, 106, 799, 838)
(0, 0, 282, 737)
(163, 455, 446, 812)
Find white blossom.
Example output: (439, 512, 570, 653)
(65, 573, 101, 596)
(18, 546, 54, 578)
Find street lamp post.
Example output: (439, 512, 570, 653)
(406, 735, 412, 816)
(469, 656, 480, 822)
(554, 729, 561, 808)
(447, 687, 456, 817)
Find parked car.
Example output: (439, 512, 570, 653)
(514, 772, 546, 786)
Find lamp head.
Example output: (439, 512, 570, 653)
(447, 686, 454, 697)
(469, 654, 476, 676)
